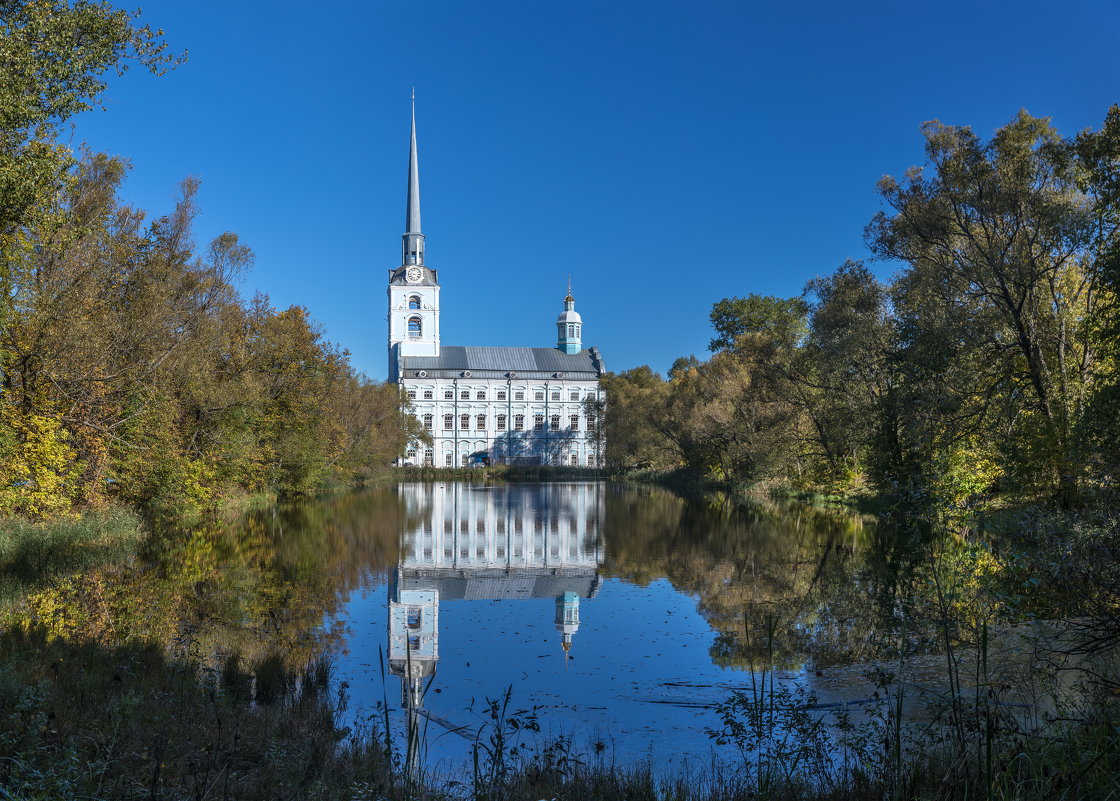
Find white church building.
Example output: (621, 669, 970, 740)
(388, 104, 606, 467)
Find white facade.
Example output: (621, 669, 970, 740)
(399, 373, 603, 467)
(386, 102, 605, 466)
(388, 281, 440, 360)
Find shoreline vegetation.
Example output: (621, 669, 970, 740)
(2, 473, 1117, 800)
(2, 2, 1118, 799)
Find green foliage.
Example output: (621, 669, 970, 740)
(709, 293, 809, 353)
(0, 153, 411, 522)
(0, 0, 178, 312)
(610, 107, 1120, 509)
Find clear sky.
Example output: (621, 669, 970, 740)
(69, 0, 1119, 381)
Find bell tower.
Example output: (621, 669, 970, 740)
(556, 278, 582, 355)
(388, 94, 440, 372)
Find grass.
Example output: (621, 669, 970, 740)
(0, 627, 401, 801)
(2, 605, 1117, 800)
(0, 505, 146, 604)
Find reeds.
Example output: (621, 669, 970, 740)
(0, 505, 144, 603)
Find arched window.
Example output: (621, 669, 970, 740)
(568, 324, 575, 337)
(407, 317, 422, 339)
(408, 295, 421, 310)
(423, 414, 433, 430)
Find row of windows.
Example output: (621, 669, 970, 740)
(407, 388, 596, 402)
(422, 413, 591, 432)
(406, 450, 599, 467)
(415, 517, 591, 535)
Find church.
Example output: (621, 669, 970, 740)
(388, 104, 606, 467)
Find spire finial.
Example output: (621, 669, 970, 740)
(405, 92, 421, 235)
(401, 93, 425, 266)
(564, 275, 574, 304)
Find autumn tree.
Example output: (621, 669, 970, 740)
(868, 110, 1118, 500)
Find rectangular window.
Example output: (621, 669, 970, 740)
(497, 390, 507, 401)
(423, 390, 433, 400)
(497, 414, 507, 431)
(460, 414, 470, 430)
(406, 449, 417, 460)
(407, 607, 422, 629)
(408, 636, 420, 651)
(423, 414, 433, 430)
(534, 414, 544, 431)
(514, 414, 525, 431)
(460, 390, 469, 400)
(569, 415, 579, 431)
(443, 414, 453, 430)
(570, 391, 579, 401)
(515, 391, 525, 401)
(424, 449, 433, 466)
(461, 455, 468, 467)
(445, 453, 453, 467)
(551, 391, 560, 401)
(444, 390, 453, 400)
(476, 414, 486, 430)
(534, 391, 544, 401)
(407, 389, 417, 400)
(550, 414, 561, 431)
(476, 390, 486, 400)
(571, 454, 579, 466)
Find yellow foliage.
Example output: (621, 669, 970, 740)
(0, 401, 79, 519)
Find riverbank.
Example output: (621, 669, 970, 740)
(2, 476, 1118, 800)
(4, 620, 1115, 801)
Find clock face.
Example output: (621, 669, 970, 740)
(406, 267, 423, 283)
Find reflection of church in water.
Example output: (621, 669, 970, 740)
(388, 482, 603, 715)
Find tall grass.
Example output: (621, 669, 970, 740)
(0, 505, 145, 603)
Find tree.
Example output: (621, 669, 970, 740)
(599, 367, 673, 471)
(709, 294, 809, 353)
(0, 0, 177, 240)
(867, 110, 1117, 500)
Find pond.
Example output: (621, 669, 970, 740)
(12, 479, 1073, 774)
(305, 481, 1035, 771)
(5, 477, 1111, 798)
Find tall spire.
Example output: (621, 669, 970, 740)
(402, 90, 425, 266)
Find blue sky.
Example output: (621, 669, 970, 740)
(70, 0, 1119, 380)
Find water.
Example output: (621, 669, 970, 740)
(69, 479, 1064, 772)
(323, 481, 907, 770)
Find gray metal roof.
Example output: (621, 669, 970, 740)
(400, 567, 601, 600)
(400, 346, 603, 377)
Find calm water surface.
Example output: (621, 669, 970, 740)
(311, 481, 921, 770)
